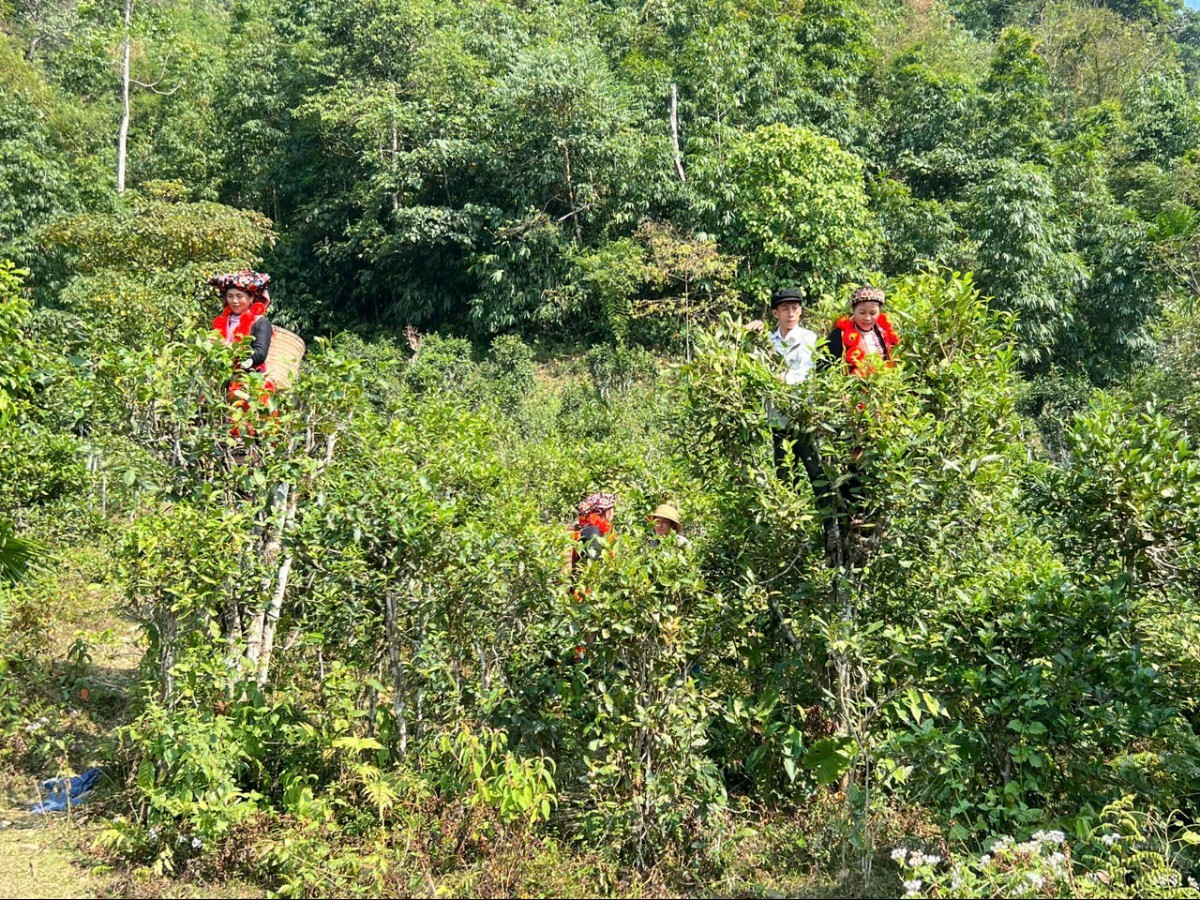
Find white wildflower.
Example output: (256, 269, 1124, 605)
(148, 827, 159, 842)
(892, 847, 909, 863)
(979, 854, 992, 866)
(191, 837, 202, 850)
(1033, 829, 1065, 844)
(1100, 833, 1119, 847)
(1027, 872, 1045, 888)
(1047, 852, 1066, 869)
(923, 854, 942, 866)
(902, 878, 923, 897)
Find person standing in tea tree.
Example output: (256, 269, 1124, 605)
(563, 492, 618, 663)
(568, 492, 617, 571)
(646, 502, 688, 548)
(208, 270, 277, 463)
(749, 287, 828, 506)
(819, 284, 901, 530)
(209, 270, 274, 375)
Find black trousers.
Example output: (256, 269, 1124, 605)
(773, 428, 864, 520)
(773, 427, 831, 513)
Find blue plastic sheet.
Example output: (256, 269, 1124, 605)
(29, 766, 102, 813)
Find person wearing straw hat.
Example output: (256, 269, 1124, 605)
(647, 503, 688, 548)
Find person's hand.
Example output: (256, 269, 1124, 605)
(745, 319, 765, 333)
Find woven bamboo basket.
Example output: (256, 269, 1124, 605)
(265, 327, 306, 389)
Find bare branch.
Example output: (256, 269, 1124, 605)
(131, 77, 185, 96)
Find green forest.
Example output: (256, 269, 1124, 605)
(2, 0, 1200, 895)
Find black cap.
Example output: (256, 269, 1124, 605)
(770, 287, 806, 309)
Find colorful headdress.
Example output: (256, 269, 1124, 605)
(578, 492, 617, 517)
(207, 270, 272, 304)
(850, 285, 885, 307)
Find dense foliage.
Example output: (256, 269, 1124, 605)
(2, 0, 1200, 896)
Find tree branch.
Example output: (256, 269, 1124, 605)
(131, 77, 185, 96)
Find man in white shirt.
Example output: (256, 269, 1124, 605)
(761, 288, 828, 509)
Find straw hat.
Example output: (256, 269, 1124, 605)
(647, 503, 683, 533)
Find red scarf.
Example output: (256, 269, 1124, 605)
(213, 301, 269, 375)
(574, 513, 613, 537)
(835, 314, 898, 375)
(212, 301, 267, 342)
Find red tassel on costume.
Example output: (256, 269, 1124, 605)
(575, 513, 613, 535)
(835, 314, 899, 375)
(212, 302, 268, 365)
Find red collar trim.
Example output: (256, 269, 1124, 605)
(212, 301, 267, 338)
(575, 513, 613, 535)
(835, 314, 898, 373)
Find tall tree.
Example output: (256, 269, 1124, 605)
(701, 123, 878, 299)
(967, 159, 1085, 369)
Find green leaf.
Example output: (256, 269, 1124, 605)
(802, 737, 856, 786)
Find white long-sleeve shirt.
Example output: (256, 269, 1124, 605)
(767, 325, 817, 428)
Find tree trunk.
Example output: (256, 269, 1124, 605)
(390, 74, 400, 213)
(257, 491, 297, 673)
(385, 590, 409, 755)
(156, 607, 177, 704)
(670, 84, 686, 183)
(224, 577, 244, 677)
(683, 282, 692, 361)
(255, 551, 293, 685)
(562, 143, 583, 243)
(117, 0, 132, 194)
(246, 482, 291, 669)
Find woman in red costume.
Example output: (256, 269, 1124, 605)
(209, 270, 274, 375)
(570, 492, 617, 568)
(818, 285, 901, 544)
(564, 492, 618, 663)
(208, 270, 276, 453)
(822, 285, 899, 376)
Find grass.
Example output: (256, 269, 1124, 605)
(0, 810, 109, 899)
